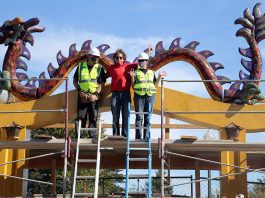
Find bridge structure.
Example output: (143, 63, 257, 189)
(0, 82, 265, 197)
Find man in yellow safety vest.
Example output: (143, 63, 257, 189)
(73, 48, 106, 138)
(129, 52, 167, 139)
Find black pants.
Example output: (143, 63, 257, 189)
(76, 99, 98, 138)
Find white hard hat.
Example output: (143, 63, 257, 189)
(138, 52, 149, 60)
(88, 48, 100, 57)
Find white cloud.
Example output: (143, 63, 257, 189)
(0, 27, 213, 98)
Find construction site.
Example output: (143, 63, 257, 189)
(1, 2, 265, 198)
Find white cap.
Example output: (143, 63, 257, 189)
(88, 48, 100, 57)
(138, 52, 149, 60)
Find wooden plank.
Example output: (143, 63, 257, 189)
(44, 123, 208, 129)
(1, 139, 265, 152)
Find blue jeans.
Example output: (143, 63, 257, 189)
(111, 90, 131, 137)
(134, 93, 155, 139)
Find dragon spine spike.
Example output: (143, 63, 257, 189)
(106, 53, 115, 61)
(23, 32, 34, 46)
(239, 47, 252, 58)
(216, 75, 231, 85)
(56, 50, 66, 65)
(47, 63, 58, 78)
(234, 18, 253, 29)
(16, 72, 28, 82)
(239, 70, 250, 80)
(184, 41, 200, 50)
(244, 8, 254, 23)
(69, 43, 77, 56)
(253, 3, 262, 19)
(25, 77, 37, 88)
(199, 50, 214, 59)
(97, 44, 110, 53)
(256, 30, 265, 43)
(21, 45, 31, 60)
(155, 41, 165, 56)
(228, 81, 242, 92)
(241, 58, 253, 72)
(236, 28, 252, 42)
(133, 57, 138, 63)
(257, 22, 265, 31)
(17, 58, 28, 71)
(256, 15, 265, 26)
(39, 72, 46, 86)
(169, 37, 181, 49)
(209, 62, 224, 71)
(81, 40, 92, 51)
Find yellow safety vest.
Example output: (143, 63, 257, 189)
(78, 62, 101, 93)
(134, 69, 156, 96)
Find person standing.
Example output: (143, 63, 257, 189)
(106, 49, 138, 137)
(129, 52, 167, 139)
(73, 48, 106, 138)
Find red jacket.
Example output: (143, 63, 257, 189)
(107, 63, 138, 91)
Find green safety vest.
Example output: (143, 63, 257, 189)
(134, 69, 156, 96)
(78, 62, 101, 93)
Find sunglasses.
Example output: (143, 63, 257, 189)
(115, 56, 123, 60)
(138, 59, 147, 63)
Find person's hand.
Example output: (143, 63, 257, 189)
(158, 71, 167, 78)
(146, 44, 153, 56)
(128, 68, 135, 78)
(79, 91, 86, 101)
(79, 91, 91, 103)
(89, 94, 98, 102)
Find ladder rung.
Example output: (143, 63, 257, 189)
(134, 127, 149, 129)
(130, 158, 148, 162)
(80, 127, 98, 131)
(128, 191, 147, 195)
(78, 159, 97, 163)
(129, 174, 148, 178)
(130, 112, 149, 115)
(76, 175, 95, 180)
(100, 147, 114, 151)
(130, 148, 149, 151)
(74, 193, 94, 196)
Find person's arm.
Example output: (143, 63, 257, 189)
(129, 68, 135, 89)
(73, 68, 79, 90)
(155, 71, 167, 87)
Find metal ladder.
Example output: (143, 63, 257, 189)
(125, 104, 152, 198)
(71, 119, 102, 198)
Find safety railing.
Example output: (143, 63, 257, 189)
(0, 77, 69, 198)
(159, 78, 265, 197)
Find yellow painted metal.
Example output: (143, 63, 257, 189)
(0, 127, 26, 197)
(220, 128, 248, 198)
(0, 85, 263, 197)
(1, 86, 265, 131)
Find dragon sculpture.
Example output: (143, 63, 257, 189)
(1, 4, 265, 104)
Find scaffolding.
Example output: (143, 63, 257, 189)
(159, 78, 265, 198)
(0, 77, 70, 198)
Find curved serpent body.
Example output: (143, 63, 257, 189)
(1, 4, 265, 104)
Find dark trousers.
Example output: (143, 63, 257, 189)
(76, 99, 98, 138)
(134, 93, 155, 139)
(111, 90, 131, 137)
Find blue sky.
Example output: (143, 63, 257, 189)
(1, 0, 265, 186)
